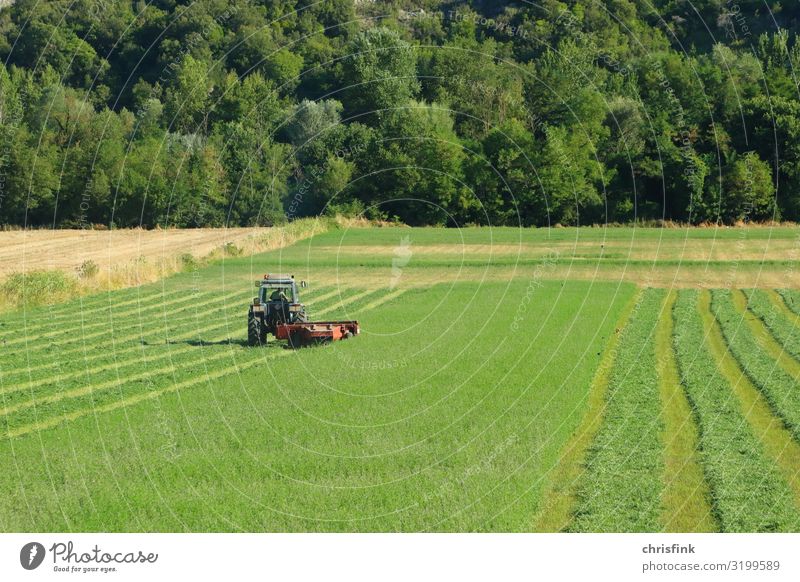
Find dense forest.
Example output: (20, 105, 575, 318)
(0, 0, 798, 228)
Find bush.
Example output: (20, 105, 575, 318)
(179, 253, 200, 271)
(1, 270, 78, 308)
(77, 260, 99, 279)
(221, 242, 243, 257)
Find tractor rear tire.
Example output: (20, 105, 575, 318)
(248, 315, 265, 346)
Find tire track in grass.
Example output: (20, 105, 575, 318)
(534, 289, 642, 532)
(677, 290, 800, 530)
(712, 290, 800, 442)
(0, 286, 342, 398)
(6, 291, 384, 438)
(569, 288, 665, 532)
(656, 290, 717, 532)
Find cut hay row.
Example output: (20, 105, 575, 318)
(0, 286, 349, 401)
(0, 294, 248, 375)
(533, 290, 643, 532)
(743, 289, 800, 362)
(711, 289, 800, 441)
(1, 342, 257, 430)
(569, 288, 666, 532)
(674, 290, 800, 531)
(0, 287, 186, 336)
(4, 348, 295, 440)
(0, 288, 248, 348)
(1, 285, 339, 370)
(777, 290, 800, 317)
(313, 289, 385, 318)
(655, 290, 716, 532)
(1, 288, 407, 439)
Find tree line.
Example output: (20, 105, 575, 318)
(0, 0, 799, 228)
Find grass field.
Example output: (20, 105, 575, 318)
(3, 225, 800, 531)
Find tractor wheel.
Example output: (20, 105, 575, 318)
(248, 315, 263, 346)
(287, 331, 302, 349)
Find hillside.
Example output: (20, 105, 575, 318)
(0, 1, 798, 229)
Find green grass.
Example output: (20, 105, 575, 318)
(655, 291, 717, 532)
(672, 290, 800, 532)
(777, 289, 800, 317)
(743, 289, 800, 362)
(4, 225, 800, 532)
(570, 288, 666, 532)
(0, 244, 632, 530)
(711, 290, 800, 442)
(0, 270, 79, 308)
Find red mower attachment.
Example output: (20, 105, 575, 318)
(275, 321, 360, 348)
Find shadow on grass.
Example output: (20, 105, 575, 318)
(140, 338, 300, 350)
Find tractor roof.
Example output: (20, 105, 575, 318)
(263, 273, 292, 279)
(261, 274, 294, 283)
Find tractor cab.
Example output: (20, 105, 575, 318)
(259, 281, 297, 304)
(248, 275, 309, 345)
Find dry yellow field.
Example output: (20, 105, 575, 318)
(0, 227, 266, 279)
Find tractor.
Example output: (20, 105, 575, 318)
(248, 274, 359, 348)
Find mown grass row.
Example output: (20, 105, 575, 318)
(1, 278, 346, 345)
(569, 288, 666, 532)
(710, 289, 800, 442)
(0, 285, 344, 375)
(1, 285, 346, 384)
(0, 286, 186, 336)
(1, 285, 348, 401)
(1, 287, 394, 437)
(744, 289, 800, 361)
(9, 285, 374, 393)
(655, 291, 717, 532)
(4, 286, 410, 440)
(0, 287, 248, 348)
(777, 290, 800, 316)
(673, 290, 800, 531)
(0, 290, 251, 380)
(533, 290, 643, 532)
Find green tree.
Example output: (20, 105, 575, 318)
(341, 27, 420, 120)
(724, 152, 777, 222)
(164, 56, 214, 134)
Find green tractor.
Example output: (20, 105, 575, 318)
(248, 274, 308, 346)
(248, 273, 360, 348)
